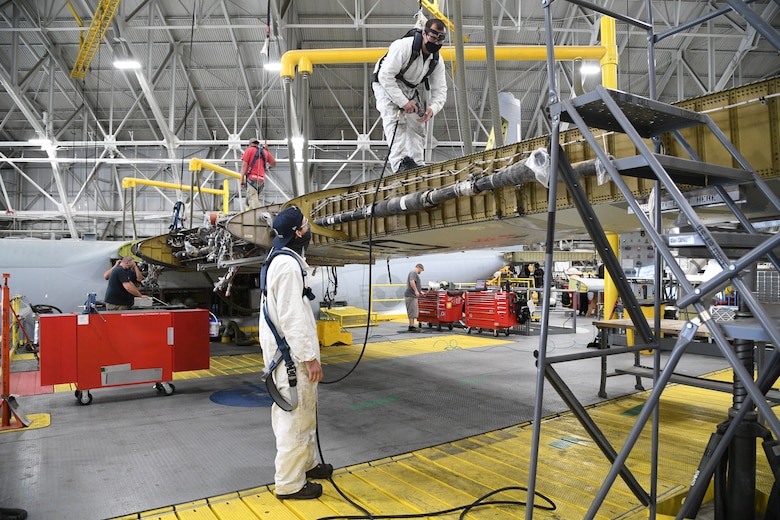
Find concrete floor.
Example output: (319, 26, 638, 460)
(0, 312, 742, 519)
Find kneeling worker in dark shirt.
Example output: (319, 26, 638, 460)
(104, 256, 150, 310)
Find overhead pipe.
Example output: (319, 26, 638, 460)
(189, 158, 240, 179)
(314, 152, 601, 226)
(282, 76, 301, 196)
(279, 45, 608, 79)
(600, 17, 619, 89)
(301, 71, 311, 193)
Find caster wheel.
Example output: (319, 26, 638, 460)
(477, 328, 482, 334)
(505, 329, 510, 336)
(155, 382, 176, 396)
(493, 329, 499, 337)
(437, 324, 442, 331)
(427, 323, 432, 328)
(77, 391, 93, 405)
(466, 327, 472, 334)
(448, 324, 453, 330)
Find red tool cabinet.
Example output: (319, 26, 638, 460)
(464, 291, 525, 336)
(39, 309, 210, 404)
(418, 290, 464, 330)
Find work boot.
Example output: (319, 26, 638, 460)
(408, 326, 419, 333)
(305, 463, 333, 479)
(398, 156, 420, 172)
(276, 481, 322, 500)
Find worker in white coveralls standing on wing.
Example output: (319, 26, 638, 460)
(372, 18, 448, 173)
(259, 206, 332, 500)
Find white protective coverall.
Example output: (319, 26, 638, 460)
(259, 250, 320, 496)
(372, 34, 447, 172)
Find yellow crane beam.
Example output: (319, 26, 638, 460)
(420, 0, 468, 42)
(70, 0, 121, 80)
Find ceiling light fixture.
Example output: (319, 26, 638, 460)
(580, 63, 601, 76)
(113, 59, 141, 69)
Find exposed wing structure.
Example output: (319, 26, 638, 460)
(135, 78, 780, 271)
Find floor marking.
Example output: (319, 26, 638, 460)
(350, 396, 400, 410)
(36, 335, 514, 394)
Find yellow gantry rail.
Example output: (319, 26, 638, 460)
(70, 0, 121, 80)
(188, 158, 241, 180)
(121, 178, 231, 215)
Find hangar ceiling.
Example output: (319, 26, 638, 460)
(0, 0, 778, 240)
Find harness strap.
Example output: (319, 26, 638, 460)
(259, 247, 317, 412)
(372, 31, 438, 91)
(259, 304, 299, 411)
(245, 147, 267, 181)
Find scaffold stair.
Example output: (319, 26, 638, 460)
(545, 84, 780, 519)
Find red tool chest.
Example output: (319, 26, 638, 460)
(464, 290, 525, 336)
(39, 309, 210, 404)
(418, 290, 464, 330)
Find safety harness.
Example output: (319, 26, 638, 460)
(373, 30, 439, 91)
(245, 145, 268, 185)
(258, 248, 315, 411)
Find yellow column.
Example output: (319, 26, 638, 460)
(600, 17, 618, 89)
(604, 232, 619, 321)
(222, 179, 230, 214)
(10, 296, 20, 350)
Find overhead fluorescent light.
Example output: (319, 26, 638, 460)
(264, 62, 282, 72)
(113, 59, 141, 69)
(28, 137, 52, 146)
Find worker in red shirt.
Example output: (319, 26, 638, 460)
(240, 138, 276, 209)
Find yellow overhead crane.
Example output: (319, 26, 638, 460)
(69, 0, 121, 80)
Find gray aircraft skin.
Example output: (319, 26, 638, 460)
(0, 238, 507, 317)
(1, 239, 121, 313)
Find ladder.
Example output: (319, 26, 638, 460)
(527, 5, 780, 520)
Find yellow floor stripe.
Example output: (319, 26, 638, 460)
(110, 369, 779, 519)
(47, 334, 512, 393)
(10, 351, 36, 361)
(170, 334, 513, 382)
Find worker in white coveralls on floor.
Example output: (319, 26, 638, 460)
(259, 206, 332, 500)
